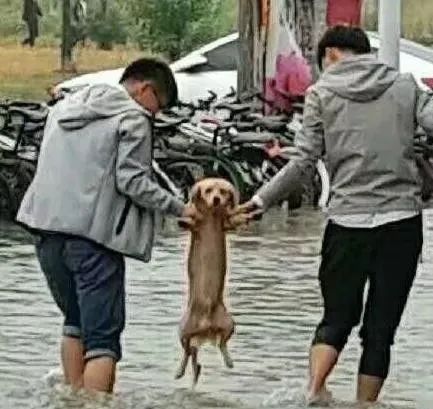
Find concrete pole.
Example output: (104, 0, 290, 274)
(378, 0, 401, 70)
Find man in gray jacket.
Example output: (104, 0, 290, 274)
(17, 58, 200, 393)
(239, 26, 433, 404)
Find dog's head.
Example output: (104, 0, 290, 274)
(190, 178, 239, 213)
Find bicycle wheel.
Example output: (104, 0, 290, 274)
(161, 157, 245, 202)
(0, 170, 17, 220)
(161, 160, 201, 202)
(0, 159, 35, 216)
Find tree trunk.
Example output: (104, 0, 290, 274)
(293, 0, 316, 71)
(237, 0, 262, 97)
(61, 0, 75, 72)
(101, 0, 108, 15)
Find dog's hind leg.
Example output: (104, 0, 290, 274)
(175, 336, 192, 379)
(175, 347, 190, 379)
(190, 346, 202, 387)
(214, 305, 235, 368)
(219, 341, 234, 368)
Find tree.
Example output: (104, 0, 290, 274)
(130, 0, 235, 60)
(61, 0, 73, 71)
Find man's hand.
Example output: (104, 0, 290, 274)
(182, 203, 201, 219)
(178, 203, 203, 230)
(230, 196, 265, 226)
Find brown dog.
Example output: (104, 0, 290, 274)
(175, 178, 245, 386)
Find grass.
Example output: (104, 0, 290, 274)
(364, 0, 433, 46)
(0, 40, 145, 101)
(403, 0, 433, 45)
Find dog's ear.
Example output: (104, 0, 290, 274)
(190, 183, 202, 206)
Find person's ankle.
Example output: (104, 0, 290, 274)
(357, 374, 384, 403)
(305, 386, 332, 406)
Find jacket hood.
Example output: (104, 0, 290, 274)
(57, 84, 150, 130)
(318, 54, 399, 102)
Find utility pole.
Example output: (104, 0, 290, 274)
(378, 0, 401, 69)
(61, 0, 73, 71)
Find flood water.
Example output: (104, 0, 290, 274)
(1, 208, 433, 409)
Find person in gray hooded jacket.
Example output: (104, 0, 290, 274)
(17, 58, 200, 393)
(239, 26, 433, 405)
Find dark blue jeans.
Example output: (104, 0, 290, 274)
(35, 233, 125, 362)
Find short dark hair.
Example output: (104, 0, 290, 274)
(120, 58, 178, 107)
(317, 25, 371, 71)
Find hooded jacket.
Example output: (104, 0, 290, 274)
(257, 54, 433, 216)
(17, 84, 185, 262)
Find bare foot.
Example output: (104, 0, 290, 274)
(305, 387, 333, 407)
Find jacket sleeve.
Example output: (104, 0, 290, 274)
(255, 88, 325, 209)
(416, 86, 433, 135)
(116, 112, 185, 216)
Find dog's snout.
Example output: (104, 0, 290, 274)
(213, 196, 221, 206)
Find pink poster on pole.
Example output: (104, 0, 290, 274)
(326, 0, 363, 26)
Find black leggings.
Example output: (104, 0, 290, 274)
(312, 215, 423, 379)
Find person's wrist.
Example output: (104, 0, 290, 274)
(251, 195, 264, 209)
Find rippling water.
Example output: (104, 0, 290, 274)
(1, 209, 433, 409)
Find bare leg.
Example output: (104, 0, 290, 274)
(190, 347, 201, 387)
(357, 374, 384, 403)
(307, 344, 338, 404)
(83, 357, 116, 393)
(175, 348, 190, 379)
(219, 342, 234, 368)
(61, 336, 84, 389)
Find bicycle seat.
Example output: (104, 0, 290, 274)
(254, 118, 287, 132)
(23, 122, 46, 133)
(154, 117, 186, 130)
(9, 107, 48, 122)
(234, 122, 257, 131)
(214, 102, 252, 114)
(229, 132, 276, 144)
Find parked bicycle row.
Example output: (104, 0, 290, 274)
(2, 87, 432, 221)
(0, 101, 48, 219)
(151, 89, 329, 210)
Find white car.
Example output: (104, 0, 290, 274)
(54, 31, 433, 102)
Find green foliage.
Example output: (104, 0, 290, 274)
(128, 0, 236, 60)
(0, 0, 236, 55)
(87, 1, 129, 50)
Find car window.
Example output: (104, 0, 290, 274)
(203, 39, 239, 71)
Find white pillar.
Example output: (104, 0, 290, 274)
(378, 0, 401, 70)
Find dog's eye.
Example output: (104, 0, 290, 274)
(205, 187, 212, 195)
(220, 189, 227, 196)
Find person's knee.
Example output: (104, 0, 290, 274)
(312, 324, 353, 352)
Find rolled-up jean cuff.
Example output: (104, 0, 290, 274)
(63, 325, 81, 338)
(85, 348, 120, 362)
